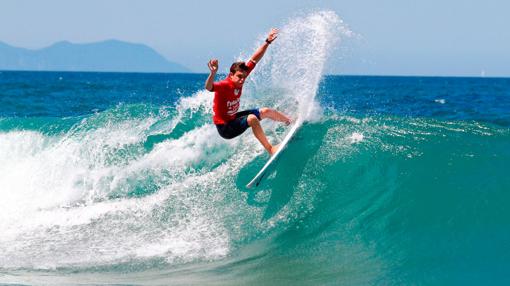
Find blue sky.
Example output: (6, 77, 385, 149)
(1, 0, 509, 76)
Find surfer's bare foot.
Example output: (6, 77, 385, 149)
(269, 144, 280, 155)
(281, 115, 292, 126)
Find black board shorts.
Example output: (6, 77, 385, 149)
(215, 109, 261, 139)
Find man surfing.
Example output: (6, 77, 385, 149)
(205, 28, 291, 155)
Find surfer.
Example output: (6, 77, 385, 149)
(205, 28, 291, 155)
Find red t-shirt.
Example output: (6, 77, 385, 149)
(212, 60, 256, 125)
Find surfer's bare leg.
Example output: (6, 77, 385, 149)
(259, 107, 291, 125)
(247, 114, 278, 155)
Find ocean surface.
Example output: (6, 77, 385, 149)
(1, 12, 510, 286)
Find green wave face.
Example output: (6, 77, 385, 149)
(1, 102, 509, 284)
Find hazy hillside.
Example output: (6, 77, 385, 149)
(0, 40, 189, 73)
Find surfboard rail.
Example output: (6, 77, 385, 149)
(246, 119, 302, 188)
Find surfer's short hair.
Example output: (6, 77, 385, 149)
(230, 61, 249, 74)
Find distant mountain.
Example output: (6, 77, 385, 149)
(0, 39, 189, 73)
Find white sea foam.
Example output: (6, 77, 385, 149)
(0, 100, 239, 268)
(350, 132, 365, 143)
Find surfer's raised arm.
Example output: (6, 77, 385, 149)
(205, 59, 218, 91)
(249, 28, 278, 64)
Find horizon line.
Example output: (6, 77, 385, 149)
(1, 69, 508, 80)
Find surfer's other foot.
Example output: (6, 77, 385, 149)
(269, 144, 280, 155)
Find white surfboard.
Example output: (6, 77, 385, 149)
(246, 118, 303, 188)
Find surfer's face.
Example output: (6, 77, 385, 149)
(230, 71, 248, 88)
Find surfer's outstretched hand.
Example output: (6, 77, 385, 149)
(267, 28, 278, 43)
(208, 59, 218, 73)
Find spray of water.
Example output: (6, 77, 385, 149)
(246, 11, 351, 123)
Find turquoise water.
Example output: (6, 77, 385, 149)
(1, 11, 510, 285)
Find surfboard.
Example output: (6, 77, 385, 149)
(246, 118, 303, 188)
